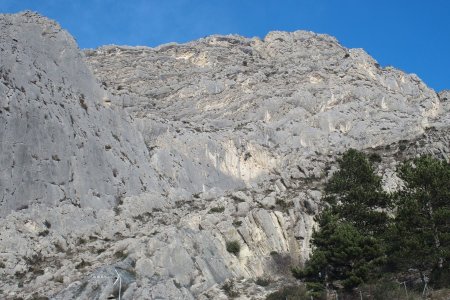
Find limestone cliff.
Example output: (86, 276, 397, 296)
(0, 12, 448, 300)
(84, 30, 449, 199)
(0, 12, 167, 217)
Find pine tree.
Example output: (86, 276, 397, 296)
(389, 156, 450, 287)
(294, 149, 389, 290)
(294, 210, 386, 290)
(324, 149, 391, 236)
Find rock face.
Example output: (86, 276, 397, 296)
(0, 12, 164, 216)
(85, 31, 449, 197)
(0, 11, 449, 300)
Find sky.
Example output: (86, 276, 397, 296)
(0, 0, 449, 91)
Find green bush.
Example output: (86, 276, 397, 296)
(255, 276, 271, 286)
(226, 240, 240, 256)
(368, 152, 382, 163)
(275, 199, 291, 211)
(232, 220, 242, 227)
(222, 280, 239, 298)
(209, 206, 225, 213)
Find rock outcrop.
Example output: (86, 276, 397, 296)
(0, 11, 448, 300)
(85, 31, 449, 198)
(0, 12, 165, 217)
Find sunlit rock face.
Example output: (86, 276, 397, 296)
(85, 30, 448, 197)
(0, 11, 449, 300)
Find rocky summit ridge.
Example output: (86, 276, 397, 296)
(0, 11, 449, 299)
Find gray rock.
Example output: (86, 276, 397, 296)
(261, 196, 276, 208)
(236, 202, 250, 216)
(0, 12, 165, 216)
(0, 11, 449, 300)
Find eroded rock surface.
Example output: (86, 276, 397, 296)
(85, 31, 449, 197)
(0, 11, 449, 300)
(0, 12, 167, 217)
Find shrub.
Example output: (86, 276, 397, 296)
(209, 206, 225, 213)
(255, 276, 271, 287)
(114, 249, 128, 259)
(232, 220, 242, 227)
(38, 229, 49, 237)
(275, 199, 291, 211)
(43, 220, 51, 228)
(369, 152, 382, 163)
(226, 240, 240, 256)
(79, 94, 88, 112)
(222, 280, 239, 298)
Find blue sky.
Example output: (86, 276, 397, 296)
(1, 0, 449, 91)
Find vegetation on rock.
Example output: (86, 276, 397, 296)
(293, 149, 388, 290)
(226, 240, 241, 256)
(293, 149, 450, 296)
(388, 155, 450, 287)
